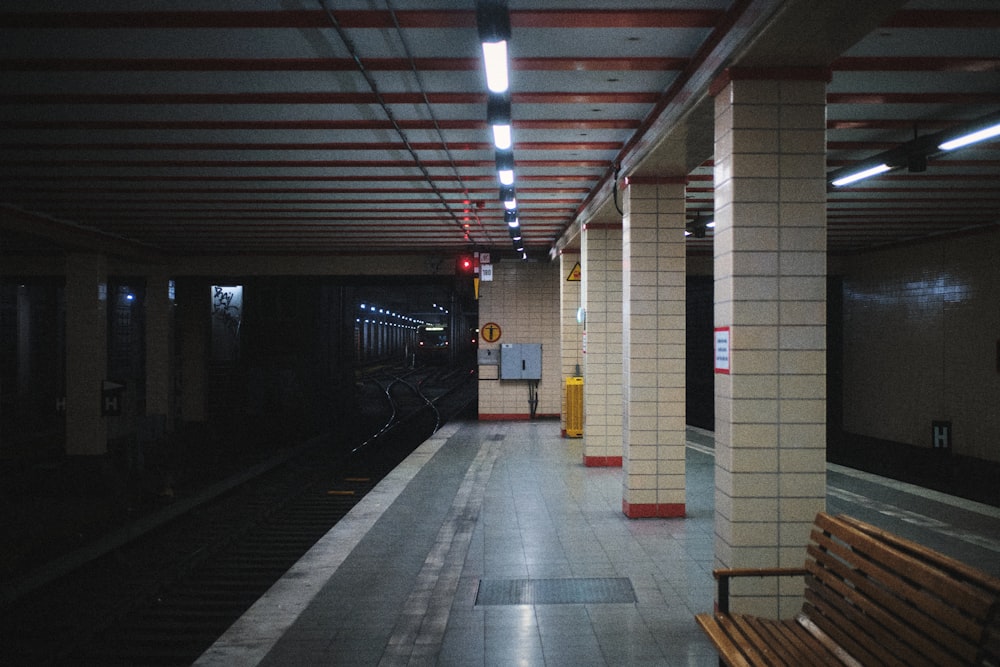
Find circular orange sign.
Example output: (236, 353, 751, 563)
(481, 322, 502, 343)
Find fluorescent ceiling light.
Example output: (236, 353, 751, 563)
(482, 41, 509, 93)
(938, 122, 1000, 151)
(503, 198, 517, 210)
(492, 123, 512, 150)
(498, 169, 514, 185)
(831, 163, 891, 187)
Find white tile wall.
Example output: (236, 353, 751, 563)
(478, 259, 563, 418)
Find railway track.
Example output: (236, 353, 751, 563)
(0, 364, 476, 666)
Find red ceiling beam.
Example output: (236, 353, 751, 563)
(1, 141, 624, 152)
(511, 9, 721, 28)
(0, 92, 484, 105)
(0, 120, 482, 131)
(833, 56, 1000, 73)
(3, 158, 610, 168)
(827, 92, 1000, 105)
(882, 10, 1000, 29)
(1, 57, 687, 73)
(0, 9, 722, 30)
(1, 91, 658, 106)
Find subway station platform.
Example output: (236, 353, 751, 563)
(195, 420, 1000, 666)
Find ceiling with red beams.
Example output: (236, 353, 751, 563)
(0, 1, 998, 262)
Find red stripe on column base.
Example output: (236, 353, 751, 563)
(584, 456, 622, 467)
(621, 500, 686, 518)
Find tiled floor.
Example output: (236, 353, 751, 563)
(196, 419, 1000, 666)
(437, 422, 718, 666)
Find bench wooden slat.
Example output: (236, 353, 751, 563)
(697, 610, 863, 667)
(694, 612, 759, 667)
(809, 516, 988, 664)
(806, 539, 974, 666)
(836, 514, 1000, 598)
(816, 513, 997, 622)
(806, 535, 970, 666)
(728, 614, 796, 667)
(802, 585, 905, 666)
(794, 613, 864, 667)
(696, 512, 1000, 667)
(806, 535, 990, 648)
(745, 615, 842, 667)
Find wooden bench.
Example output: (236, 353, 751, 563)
(695, 512, 1000, 666)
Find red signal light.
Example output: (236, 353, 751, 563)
(457, 255, 475, 274)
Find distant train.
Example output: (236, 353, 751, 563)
(415, 324, 450, 364)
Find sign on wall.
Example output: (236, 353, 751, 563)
(102, 379, 126, 416)
(714, 327, 730, 374)
(481, 321, 502, 343)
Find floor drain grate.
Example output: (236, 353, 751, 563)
(475, 577, 636, 606)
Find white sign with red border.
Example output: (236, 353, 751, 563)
(714, 327, 731, 374)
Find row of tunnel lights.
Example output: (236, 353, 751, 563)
(356, 302, 447, 328)
(477, 0, 525, 258)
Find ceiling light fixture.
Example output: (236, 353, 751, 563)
(831, 163, 892, 188)
(829, 110, 1000, 188)
(492, 123, 512, 151)
(477, 1, 511, 94)
(482, 42, 509, 94)
(487, 94, 513, 150)
(938, 119, 1000, 151)
(495, 150, 514, 183)
(479, 0, 525, 257)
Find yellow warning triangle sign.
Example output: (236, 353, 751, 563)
(566, 262, 581, 281)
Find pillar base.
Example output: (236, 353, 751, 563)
(584, 455, 622, 467)
(622, 500, 685, 519)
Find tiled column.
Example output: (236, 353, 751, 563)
(559, 251, 582, 435)
(145, 272, 174, 431)
(712, 71, 828, 616)
(65, 253, 108, 455)
(177, 279, 209, 423)
(621, 179, 686, 518)
(581, 223, 623, 466)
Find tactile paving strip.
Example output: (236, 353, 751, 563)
(475, 577, 637, 606)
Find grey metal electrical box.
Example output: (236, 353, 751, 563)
(478, 348, 499, 365)
(500, 343, 542, 380)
